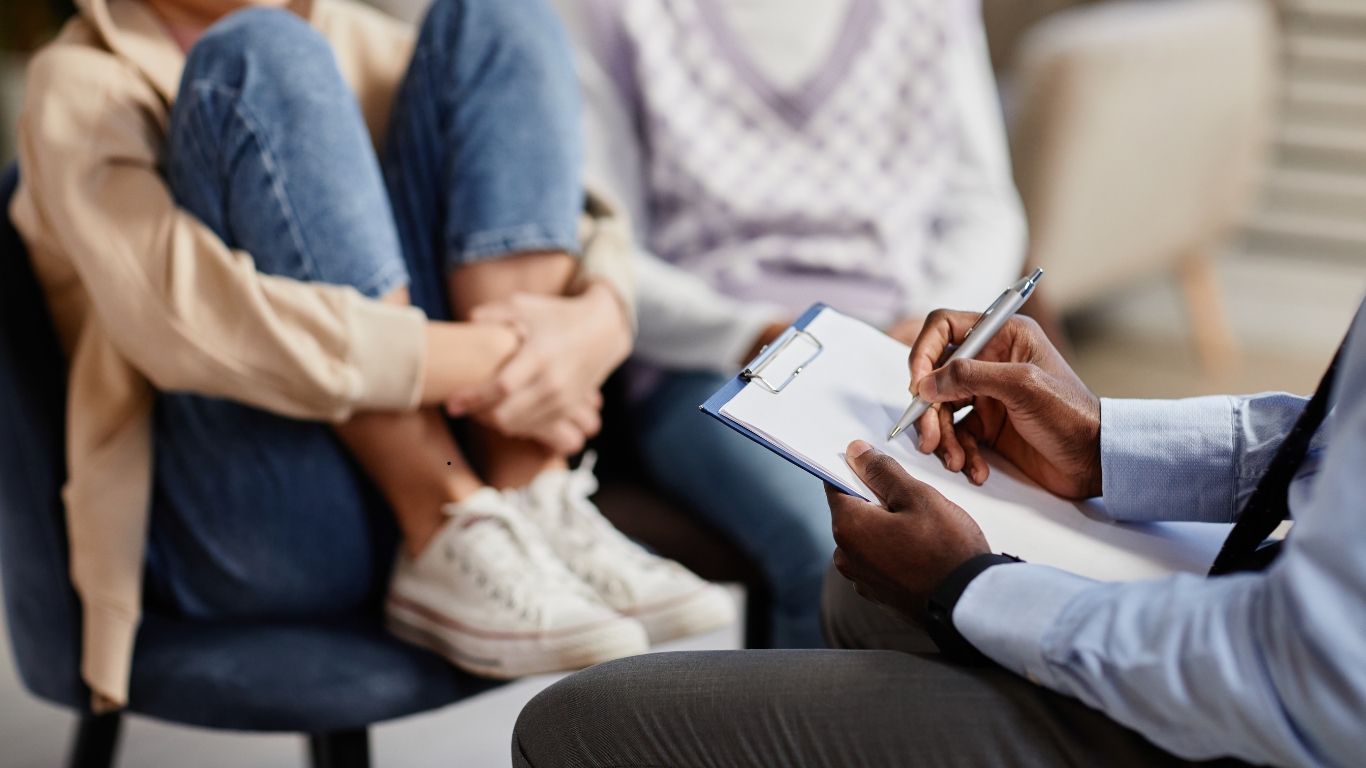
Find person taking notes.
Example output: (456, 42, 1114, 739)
(888, 268, 1042, 440)
(513, 304, 1366, 767)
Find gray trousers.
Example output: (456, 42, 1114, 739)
(512, 564, 1250, 768)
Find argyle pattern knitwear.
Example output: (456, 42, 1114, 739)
(595, 0, 966, 327)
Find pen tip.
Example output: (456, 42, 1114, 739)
(887, 426, 901, 441)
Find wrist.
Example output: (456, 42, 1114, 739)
(1086, 398, 1104, 497)
(582, 281, 634, 363)
(923, 553, 1023, 665)
(581, 279, 632, 334)
(419, 321, 520, 404)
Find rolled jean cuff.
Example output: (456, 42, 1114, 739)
(447, 223, 581, 271)
(355, 261, 412, 301)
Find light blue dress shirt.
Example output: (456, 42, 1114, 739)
(953, 305, 1366, 768)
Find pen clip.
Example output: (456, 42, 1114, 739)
(962, 292, 1008, 343)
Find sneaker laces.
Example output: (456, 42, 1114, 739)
(443, 495, 600, 623)
(531, 453, 666, 592)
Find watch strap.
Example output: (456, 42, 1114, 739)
(923, 553, 1023, 665)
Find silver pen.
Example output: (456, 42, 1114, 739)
(887, 268, 1044, 440)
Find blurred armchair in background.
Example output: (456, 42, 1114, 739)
(1005, 0, 1277, 372)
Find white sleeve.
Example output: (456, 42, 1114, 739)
(908, 16, 1029, 318)
(634, 252, 787, 373)
(553, 0, 787, 373)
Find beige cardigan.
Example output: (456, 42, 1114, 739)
(9, 0, 633, 709)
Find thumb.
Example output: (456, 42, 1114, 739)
(920, 359, 1039, 409)
(845, 440, 925, 511)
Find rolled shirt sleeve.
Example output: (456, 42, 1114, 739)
(1100, 394, 1311, 523)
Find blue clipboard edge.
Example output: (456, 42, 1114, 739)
(699, 303, 871, 501)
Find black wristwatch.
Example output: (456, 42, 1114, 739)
(923, 553, 1023, 665)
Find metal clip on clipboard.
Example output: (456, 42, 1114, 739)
(739, 328, 824, 394)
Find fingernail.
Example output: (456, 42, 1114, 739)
(920, 375, 939, 400)
(848, 440, 875, 459)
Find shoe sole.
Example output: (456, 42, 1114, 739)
(385, 594, 649, 679)
(625, 583, 737, 645)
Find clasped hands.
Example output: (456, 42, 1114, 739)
(445, 281, 631, 454)
(830, 309, 1104, 625)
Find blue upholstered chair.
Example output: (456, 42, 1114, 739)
(0, 164, 503, 768)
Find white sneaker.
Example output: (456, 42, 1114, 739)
(385, 487, 648, 679)
(511, 453, 737, 645)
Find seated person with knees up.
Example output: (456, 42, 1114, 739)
(11, 0, 730, 710)
(516, 306, 1366, 767)
(550, 0, 1027, 648)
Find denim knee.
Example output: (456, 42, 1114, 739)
(420, 0, 576, 74)
(402, 0, 583, 264)
(168, 4, 404, 295)
(183, 7, 338, 102)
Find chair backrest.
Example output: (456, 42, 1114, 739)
(0, 165, 87, 709)
(1008, 0, 1277, 310)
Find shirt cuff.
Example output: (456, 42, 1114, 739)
(575, 190, 638, 330)
(1100, 397, 1239, 523)
(345, 294, 427, 413)
(953, 563, 1096, 683)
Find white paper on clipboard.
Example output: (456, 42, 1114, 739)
(718, 306, 1231, 582)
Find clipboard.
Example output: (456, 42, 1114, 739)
(699, 303, 867, 498)
(698, 303, 1234, 582)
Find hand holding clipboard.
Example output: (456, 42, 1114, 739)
(698, 299, 1230, 583)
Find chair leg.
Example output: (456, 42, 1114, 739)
(309, 728, 371, 768)
(743, 581, 774, 649)
(66, 711, 122, 768)
(1179, 249, 1238, 376)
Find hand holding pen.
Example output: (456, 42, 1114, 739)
(898, 276, 1105, 497)
(889, 269, 1043, 440)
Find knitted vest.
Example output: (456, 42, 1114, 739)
(595, 0, 964, 325)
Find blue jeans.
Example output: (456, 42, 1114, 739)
(634, 371, 836, 648)
(145, 0, 582, 621)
